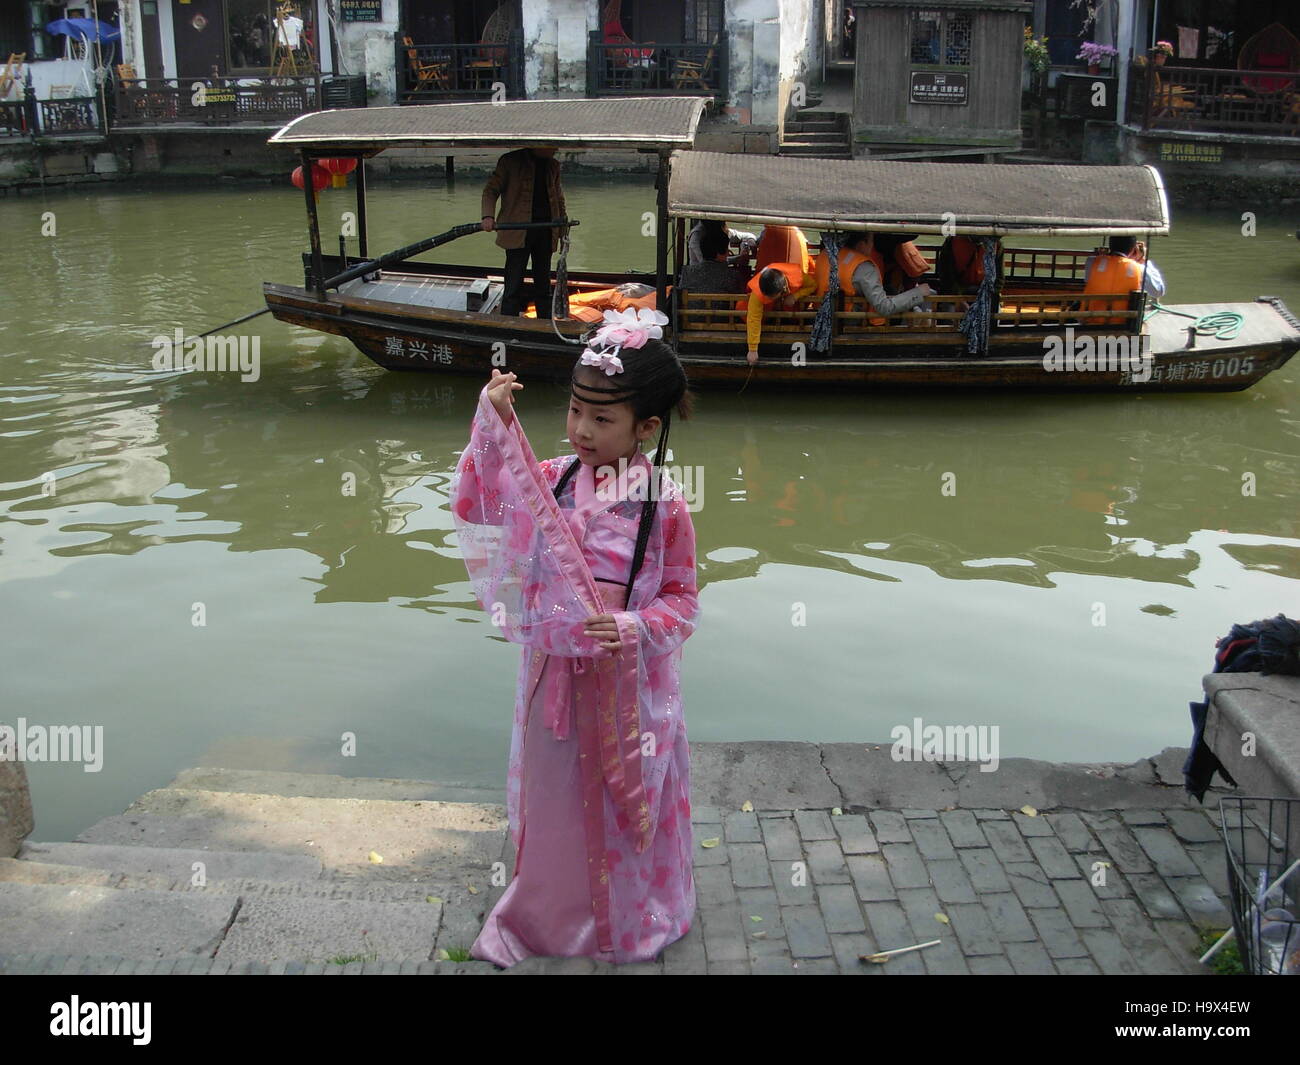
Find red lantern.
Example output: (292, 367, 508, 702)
(291, 164, 330, 192)
(318, 156, 358, 189)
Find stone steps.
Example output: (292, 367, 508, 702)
(2, 770, 516, 967)
(74, 787, 509, 880)
(780, 107, 852, 160)
(164, 765, 507, 805)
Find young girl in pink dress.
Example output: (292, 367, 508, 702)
(450, 309, 699, 967)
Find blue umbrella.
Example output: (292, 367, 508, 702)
(45, 18, 121, 44)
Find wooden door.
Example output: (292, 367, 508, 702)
(172, 0, 225, 77)
(140, 0, 164, 77)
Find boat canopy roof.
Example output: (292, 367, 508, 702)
(269, 97, 709, 152)
(667, 151, 1171, 236)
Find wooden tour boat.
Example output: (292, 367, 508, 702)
(263, 96, 1300, 392)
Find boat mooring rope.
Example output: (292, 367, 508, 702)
(1143, 302, 1245, 340)
(550, 233, 585, 346)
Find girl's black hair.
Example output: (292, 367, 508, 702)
(569, 336, 694, 424)
(566, 336, 694, 601)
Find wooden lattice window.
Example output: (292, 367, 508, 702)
(909, 9, 973, 67)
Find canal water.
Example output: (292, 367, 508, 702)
(2, 174, 1298, 842)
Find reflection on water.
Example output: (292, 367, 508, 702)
(1, 179, 1298, 841)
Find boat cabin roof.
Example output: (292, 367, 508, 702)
(667, 151, 1171, 236)
(269, 97, 709, 152)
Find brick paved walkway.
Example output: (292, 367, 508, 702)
(0, 743, 1261, 975)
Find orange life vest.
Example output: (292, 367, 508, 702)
(754, 225, 813, 275)
(951, 236, 985, 287)
(894, 240, 929, 279)
(524, 284, 661, 322)
(812, 246, 887, 326)
(1081, 253, 1143, 326)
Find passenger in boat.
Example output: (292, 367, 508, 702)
(813, 231, 934, 328)
(1084, 236, 1165, 298)
(678, 225, 750, 297)
(1080, 236, 1164, 326)
(936, 235, 1003, 296)
(742, 261, 818, 365)
(481, 146, 568, 319)
(686, 219, 758, 266)
(873, 233, 929, 295)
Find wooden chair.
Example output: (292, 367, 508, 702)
(1151, 71, 1197, 120)
(1238, 21, 1300, 93)
(600, 0, 654, 84)
(464, 4, 516, 91)
(0, 53, 25, 99)
(402, 35, 450, 95)
(671, 33, 719, 91)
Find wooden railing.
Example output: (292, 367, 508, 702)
(37, 96, 101, 135)
(675, 289, 1144, 342)
(397, 33, 524, 102)
(0, 98, 33, 138)
(587, 33, 727, 97)
(0, 95, 102, 137)
(111, 74, 363, 127)
(1126, 64, 1300, 136)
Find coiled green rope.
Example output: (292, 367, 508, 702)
(1144, 302, 1244, 340)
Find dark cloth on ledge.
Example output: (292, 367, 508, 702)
(1183, 613, 1300, 801)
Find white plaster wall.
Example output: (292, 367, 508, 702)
(727, 0, 782, 123)
(780, 0, 820, 91)
(524, 0, 598, 98)
(27, 59, 97, 100)
(332, 0, 399, 102)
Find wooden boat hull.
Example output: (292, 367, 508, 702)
(263, 270, 1300, 393)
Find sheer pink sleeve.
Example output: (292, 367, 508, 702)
(451, 385, 604, 658)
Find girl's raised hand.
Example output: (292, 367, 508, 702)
(487, 369, 522, 423)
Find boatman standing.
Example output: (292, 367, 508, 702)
(481, 147, 567, 318)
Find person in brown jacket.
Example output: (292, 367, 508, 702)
(481, 147, 568, 318)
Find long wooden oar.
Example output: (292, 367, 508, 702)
(142, 218, 578, 348)
(321, 218, 578, 290)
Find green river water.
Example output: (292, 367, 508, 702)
(2, 174, 1298, 840)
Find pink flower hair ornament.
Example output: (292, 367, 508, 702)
(579, 307, 669, 375)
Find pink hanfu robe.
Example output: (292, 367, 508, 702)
(450, 383, 699, 967)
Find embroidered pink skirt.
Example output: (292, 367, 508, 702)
(470, 652, 695, 968)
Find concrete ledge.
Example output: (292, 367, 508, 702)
(1203, 672, 1300, 799)
(692, 741, 1201, 812)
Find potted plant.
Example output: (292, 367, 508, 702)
(1152, 40, 1174, 66)
(1077, 41, 1117, 75)
(1023, 27, 1050, 94)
